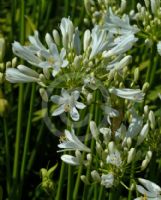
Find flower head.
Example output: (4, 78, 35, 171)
(58, 129, 90, 152)
(51, 89, 86, 121)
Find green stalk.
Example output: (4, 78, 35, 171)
(12, 84, 24, 198)
(146, 45, 155, 85)
(67, 165, 72, 200)
(83, 91, 100, 199)
(73, 104, 95, 200)
(12, 0, 25, 197)
(27, 124, 44, 171)
(19, 83, 36, 199)
(55, 162, 66, 200)
(65, 0, 69, 17)
(128, 161, 135, 200)
(98, 185, 105, 200)
(3, 118, 11, 196)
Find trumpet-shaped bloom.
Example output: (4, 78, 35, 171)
(104, 8, 139, 35)
(109, 88, 144, 102)
(90, 25, 112, 59)
(58, 129, 90, 152)
(12, 31, 69, 77)
(135, 178, 161, 200)
(102, 34, 138, 58)
(51, 89, 86, 121)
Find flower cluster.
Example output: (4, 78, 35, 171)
(57, 106, 155, 189)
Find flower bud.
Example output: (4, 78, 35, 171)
(127, 137, 132, 149)
(145, 150, 152, 161)
(134, 68, 139, 83)
(6, 61, 11, 68)
(83, 29, 91, 52)
(137, 123, 149, 145)
(52, 30, 60, 46)
(91, 170, 101, 182)
(108, 141, 115, 153)
(144, 105, 149, 116)
(127, 148, 136, 164)
(81, 175, 90, 185)
(0, 98, 9, 117)
(39, 88, 48, 102)
(0, 38, 5, 62)
(86, 153, 92, 162)
(45, 33, 53, 48)
(90, 121, 99, 140)
(148, 110, 155, 130)
(12, 57, 17, 68)
(141, 159, 149, 171)
(120, 0, 127, 12)
(142, 82, 149, 92)
(144, 0, 150, 7)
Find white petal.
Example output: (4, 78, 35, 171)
(70, 107, 79, 121)
(50, 95, 64, 104)
(72, 90, 80, 100)
(52, 105, 64, 116)
(61, 155, 80, 165)
(75, 101, 86, 109)
(138, 178, 161, 194)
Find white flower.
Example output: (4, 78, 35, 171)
(102, 105, 119, 125)
(12, 41, 42, 66)
(51, 89, 86, 121)
(135, 178, 161, 200)
(106, 149, 122, 167)
(104, 8, 139, 35)
(12, 31, 69, 77)
(102, 34, 138, 58)
(106, 55, 132, 74)
(126, 110, 143, 138)
(58, 129, 90, 152)
(89, 25, 112, 59)
(6, 65, 39, 83)
(101, 173, 114, 188)
(38, 44, 68, 76)
(109, 88, 144, 102)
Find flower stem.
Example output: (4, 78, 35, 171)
(12, 0, 25, 197)
(98, 185, 105, 200)
(128, 160, 135, 200)
(19, 83, 36, 199)
(3, 118, 11, 196)
(73, 103, 95, 200)
(27, 124, 44, 171)
(55, 162, 66, 200)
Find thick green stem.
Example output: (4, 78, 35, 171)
(3, 118, 11, 196)
(98, 185, 105, 200)
(67, 165, 72, 200)
(12, 0, 25, 197)
(19, 83, 36, 199)
(55, 162, 66, 200)
(27, 124, 44, 171)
